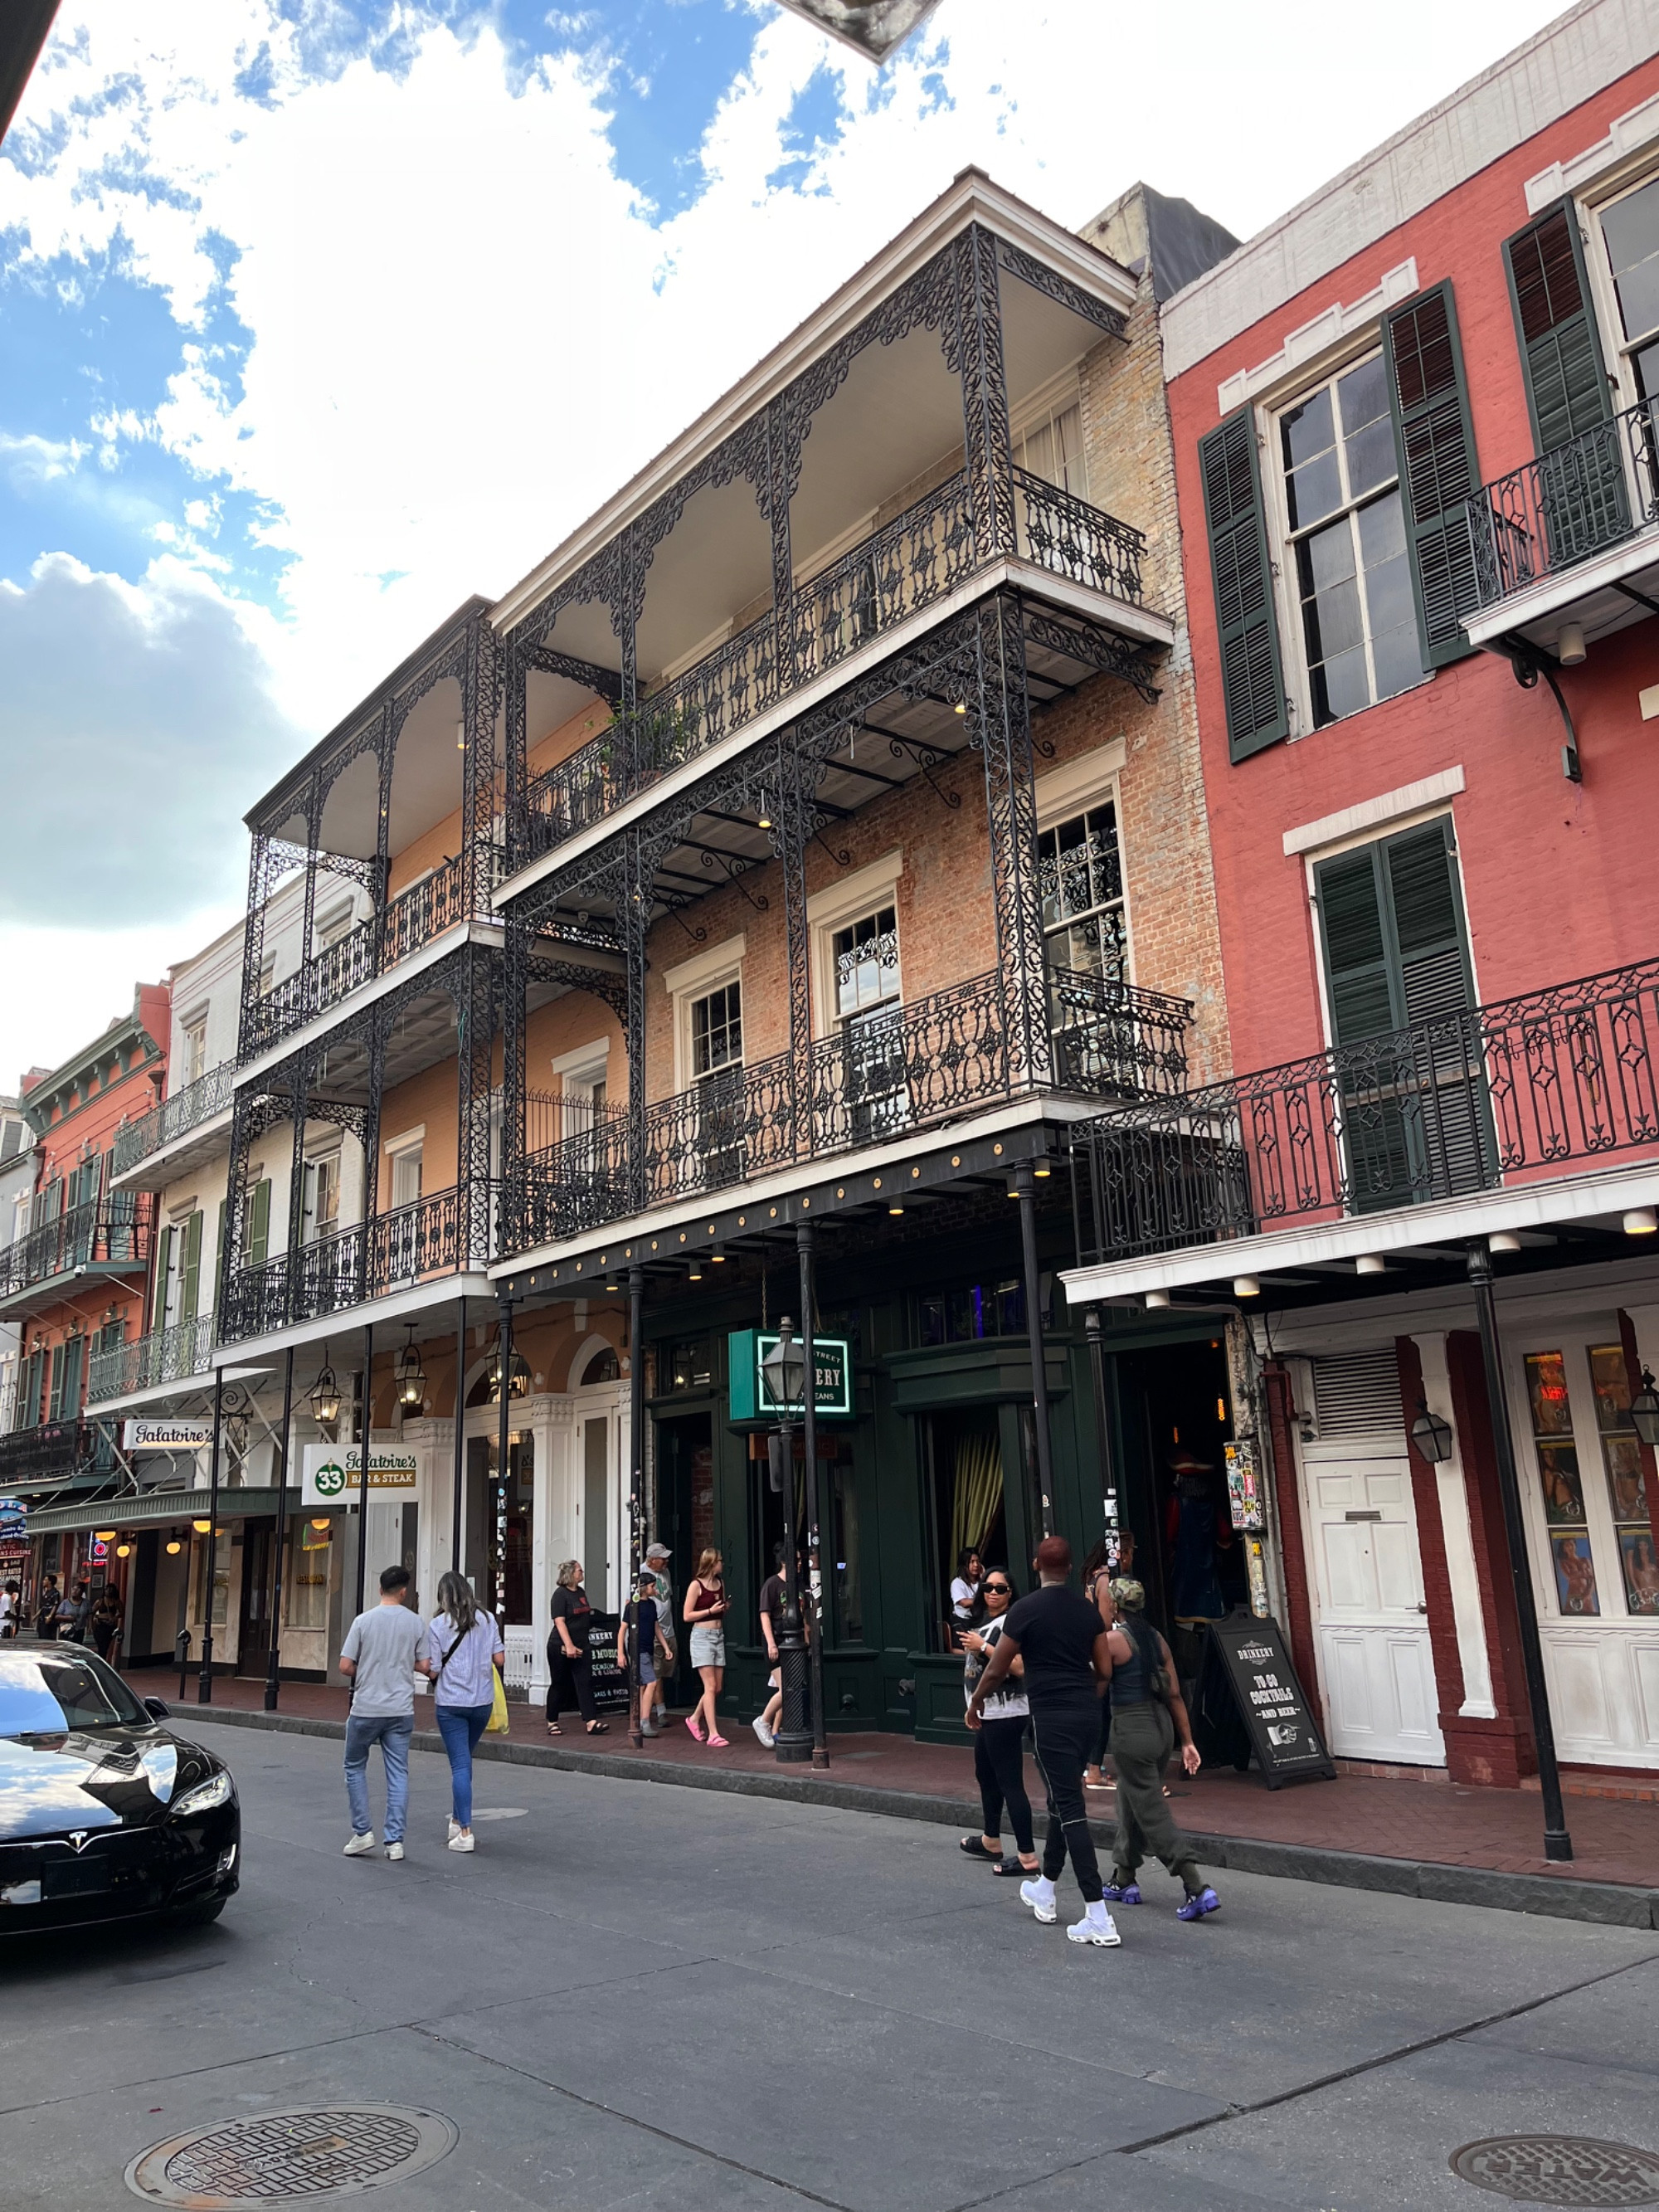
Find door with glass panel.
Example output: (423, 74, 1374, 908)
(1039, 803, 1133, 1089)
(832, 906, 907, 1142)
(689, 982, 746, 1190)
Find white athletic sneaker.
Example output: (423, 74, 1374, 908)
(386, 1842, 405, 1862)
(751, 1716, 776, 1748)
(446, 1818, 460, 1843)
(448, 1830, 475, 1853)
(343, 1830, 377, 1857)
(1019, 1876, 1057, 1924)
(1067, 1903, 1121, 1947)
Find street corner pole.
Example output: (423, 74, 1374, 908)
(1014, 1162, 1057, 1538)
(354, 1321, 373, 1623)
(494, 1297, 513, 1640)
(628, 1266, 645, 1750)
(798, 1221, 829, 1768)
(265, 1345, 295, 1712)
(198, 1367, 225, 1703)
(1467, 1244, 1574, 1862)
(451, 1294, 467, 1575)
(770, 1319, 812, 1767)
(1084, 1303, 1123, 1574)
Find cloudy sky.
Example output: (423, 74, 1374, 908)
(0, 0, 1564, 1088)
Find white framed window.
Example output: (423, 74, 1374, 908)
(181, 1012, 208, 1086)
(665, 935, 746, 1093)
(550, 1040, 611, 1133)
(257, 952, 277, 997)
(314, 899, 357, 954)
(1013, 397, 1087, 498)
(690, 982, 742, 1079)
(1039, 803, 1126, 985)
(1272, 353, 1422, 730)
(302, 1152, 340, 1243)
(831, 905, 901, 1021)
(1590, 169, 1659, 402)
(385, 1129, 424, 1211)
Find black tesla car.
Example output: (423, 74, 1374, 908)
(0, 1644, 239, 1934)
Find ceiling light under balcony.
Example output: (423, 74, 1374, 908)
(1489, 1230, 1521, 1253)
(1146, 1289, 1170, 1310)
(1355, 1255, 1386, 1276)
(1233, 1276, 1260, 1298)
(1556, 621, 1587, 666)
(1624, 1208, 1657, 1235)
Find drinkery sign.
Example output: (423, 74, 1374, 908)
(727, 1330, 853, 1421)
(302, 1445, 419, 1508)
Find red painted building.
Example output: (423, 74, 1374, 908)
(0, 986, 167, 1612)
(1068, 4, 1659, 1803)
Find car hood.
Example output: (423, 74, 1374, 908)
(0, 1727, 222, 1839)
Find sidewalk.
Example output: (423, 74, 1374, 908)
(126, 1665, 1659, 1927)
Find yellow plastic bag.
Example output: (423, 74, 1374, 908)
(485, 1665, 510, 1735)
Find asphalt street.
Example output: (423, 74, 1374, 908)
(2, 1723, 1657, 2212)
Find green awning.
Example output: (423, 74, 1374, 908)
(22, 1487, 304, 1537)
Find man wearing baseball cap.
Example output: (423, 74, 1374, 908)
(645, 1542, 676, 1712)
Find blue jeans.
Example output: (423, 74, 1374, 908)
(344, 1712, 414, 1843)
(435, 1701, 492, 1828)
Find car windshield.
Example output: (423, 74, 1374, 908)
(0, 1649, 151, 1735)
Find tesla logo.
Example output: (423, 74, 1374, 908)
(67, 1831, 90, 1854)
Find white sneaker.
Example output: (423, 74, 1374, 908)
(1019, 1876, 1057, 1924)
(343, 1830, 377, 1857)
(448, 1830, 475, 1853)
(386, 1842, 404, 1862)
(751, 1716, 776, 1748)
(1068, 1903, 1121, 1947)
(446, 1818, 460, 1843)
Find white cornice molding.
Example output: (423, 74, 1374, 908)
(1525, 86, 1659, 211)
(1282, 767, 1466, 857)
(1217, 261, 1418, 414)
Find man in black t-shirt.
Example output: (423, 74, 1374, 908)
(966, 1534, 1120, 1947)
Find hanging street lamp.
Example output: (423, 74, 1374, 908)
(1410, 1399, 1454, 1464)
(395, 1323, 426, 1415)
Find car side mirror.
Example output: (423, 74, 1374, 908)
(143, 1696, 170, 1721)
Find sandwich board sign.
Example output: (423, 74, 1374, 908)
(1204, 1615, 1335, 1789)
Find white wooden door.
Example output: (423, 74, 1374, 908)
(1303, 1434, 1444, 1763)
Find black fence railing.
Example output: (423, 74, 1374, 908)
(515, 968, 1190, 1249)
(1071, 958, 1659, 1266)
(218, 1182, 496, 1342)
(0, 1196, 153, 1303)
(87, 1313, 215, 1405)
(243, 848, 498, 1060)
(112, 1064, 234, 1177)
(1472, 397, 1659, 607)
(513, 468, 1149, 871)
(0, 1420, 114, 1488)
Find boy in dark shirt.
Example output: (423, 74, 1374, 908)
(966, 1534, 1120, 1947)
(619, 1571, 665, 1736)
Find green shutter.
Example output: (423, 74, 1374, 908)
(1316, 847, 1402, 1044)
(1504, 200, 1613, 451)
(210, 1198, 227, 1324)
(1382, 283, 1481, 669)
(1198, 409, 1288, 761)
(60, 1337, 83, 1419)
(47, 1343, 66, 1422)
(246, 1180, 270, 1270)
(17, 1349, 42, 1432)
(180, 1210, 202, 1320)
(154, 1224, 174, 1323)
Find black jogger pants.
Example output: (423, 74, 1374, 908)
(973, 1714, 1034, 1854)
(1031, 1695, 1104, 1904)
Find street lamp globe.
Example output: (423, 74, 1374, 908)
(1631, 1369, 1659, 1448)
(309, 1364, 342, 1430)
(761, 1318, 806, 1412)
(1411, 1399, 1454, 1464)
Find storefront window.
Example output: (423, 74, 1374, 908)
(664, 1338, 714, 1394)
(917, 1279, 1028, 1346)
(1587, 1344, 1659, 1616)
(925, 1410, 1005, 1649)
(1524, 1351, 1598, 1616)
(830, 1457, 862, 1644)
(288, 1523, 332, 1630)
(466, 1433, 533, 1624)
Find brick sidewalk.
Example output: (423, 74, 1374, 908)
(128, 1664, 1659, 1896)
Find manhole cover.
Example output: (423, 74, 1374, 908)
(1451, 2137, 1659, 2205)
(125, 2104, 457, 2206)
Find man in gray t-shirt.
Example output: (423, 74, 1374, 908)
(338, 1566, 426, 1859)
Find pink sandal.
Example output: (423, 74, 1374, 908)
(684, 1715, 705, 1742)
(706, 1733, 730, 1748)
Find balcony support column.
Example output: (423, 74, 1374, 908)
(770, 732, 815, 1161)
(299, 767, 323, 1001)
(798, 1221, 830, 1769)
(627, 1264, 645, 1750)
(951, 224, 1017, 564)
(359, 1013, 385, 1306)
(451, 1293, 467, 1574)
(1014, 1165, 1057, 1538)
(371, 699, 394, 972)
(974, 597, 1049, 1089)
(239, 833, 272, 1060)
(265, 1344, 294, 1713)
(464, 613, 499, 910)
(285, 1050, 314, 1329)
(764, 393, 798, 687)
(459, 938, 499, 1269)
(197, 1366, 224, 1704)
(621, 830, 651, 1218)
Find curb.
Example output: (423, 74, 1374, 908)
(170, 1703, 1659, 1931)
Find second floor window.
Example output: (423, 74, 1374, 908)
(1039, 805, 1125, 982)
(304, 1153, 340, 1242)
(1014, 401, 1087, 498)
(1598, 174, 1659, 402)
(1278, 354, 1420, 728)
(691, 982, 742, 1079)
(389, 1142, 423, 1210)
(183, 1019, 207, 1085)
(834, 907, 901, 1022)
(314, 900, 357, 955)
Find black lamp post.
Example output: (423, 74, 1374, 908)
(760, 1319, 813, 1765)
(394, 1324, 426, 1415)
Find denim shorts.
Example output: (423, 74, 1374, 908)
(639, 1650, 657, 1686)
(689, 1625, 726, 1669)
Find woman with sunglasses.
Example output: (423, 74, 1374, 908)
(957, 1571, 1037, 1878)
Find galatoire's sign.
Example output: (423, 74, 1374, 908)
(301, 1445, 418, 1508)
(123, 1418, 214, 1451)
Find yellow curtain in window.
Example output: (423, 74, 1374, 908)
(951, 1427, 1003, 1568)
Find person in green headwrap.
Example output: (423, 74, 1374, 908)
(1101, 1579, 1219, 1922)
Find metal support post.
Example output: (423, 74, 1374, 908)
(769, 1319, 812, 1766)
(452, 1295, 467, 1574)
(798, 1224, 829, 1768)
(1014, 1167, 1056, 1538)
(1084, 1305, 1123, 1575)
(265, 1346, 294, 1711)
(494, 1298, 513, 1640)
(628, 1266, 645, 1749)
(354, 1323, 372, 1622)
(1467, 1245, 1573, 1862)
(197, 1368, 224, 1703)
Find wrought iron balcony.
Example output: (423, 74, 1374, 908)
(218, 1180, 498, 1343)
(0, 1196, 153, 1306)
(87, 1313, 215, 1405)
(1071, 957, 1659, 1265)
(112, 1064, 234, 1177)
(513, 469, 1147, 870)
(0, 1420, 113, 1488)
(1472, 397, 1659, 608)
(514, 967, 1190, 1248)
(243, 847, 499, 1062)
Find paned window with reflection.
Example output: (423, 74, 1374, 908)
(1278, 354, 1420, 727)
(1598, 175, 1659, 401)
(1587, 1344, 1659, 1616)
(1014, 402, 1087, 497)
(1525, 1351, 1599, 1617)
(691, 982, 742, 1079)
(1039, 805, 1125, 983)
(833, 905, 905, 1140)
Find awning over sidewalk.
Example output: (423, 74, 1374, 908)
(22, 1486, 303, 1537)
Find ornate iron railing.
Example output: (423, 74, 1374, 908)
(243, 850, 496, 1060)
(112, 1065, 234, 1177)
(0, 1420, 113, 1488)
(0, 1196, 153, 1303)
(87, 1313, 216, 1405)
(516, 968, 1190, 1248)
(1472, 397, 1659, 607)
(513, 468, 1149, 869)
(217, 1181, 498, 1342)
(1071, 957, 1659, 1266)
